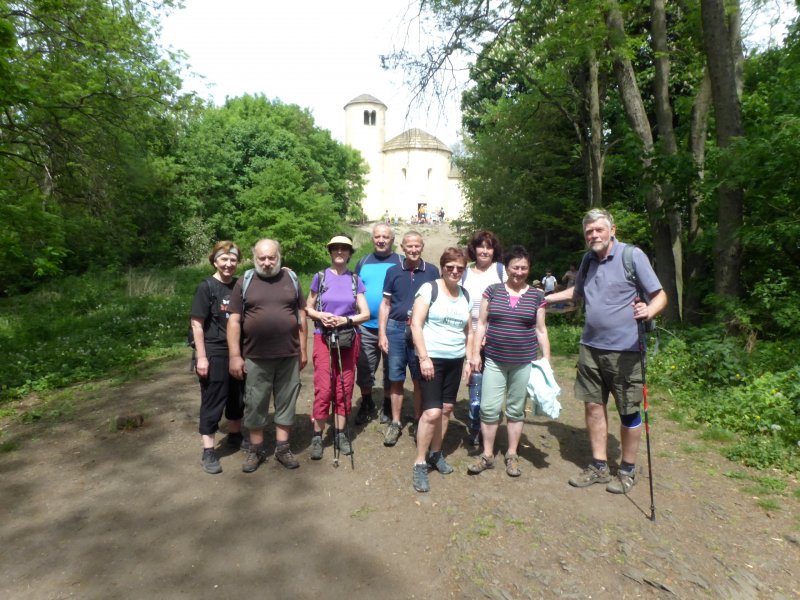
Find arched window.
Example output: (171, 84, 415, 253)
(363, 110, 370, 125)
(370, 110, 376, 125)
(401, 168, 407, 179)
(427, 168, 432, 179)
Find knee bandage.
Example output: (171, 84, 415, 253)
(620, 411, 642, 429)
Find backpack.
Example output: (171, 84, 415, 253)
(578, 244, 656, 332)
(240, 267, 302, 325)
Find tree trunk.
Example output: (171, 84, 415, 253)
(606, 2, 680, 321)
(684, 70, 712, 322)
(701, 0, 745, 298)
(651, 0, 683, 319)
(586, 49, 604, 207)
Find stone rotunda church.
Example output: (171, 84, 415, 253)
(344, 93, 465, 222)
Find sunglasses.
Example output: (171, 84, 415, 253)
(329, 245, 350, 252)
(444, 265, 465, 273)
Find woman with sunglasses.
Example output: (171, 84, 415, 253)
(408, 247, 474, 492)
(468, 245, 550, 478)
(305, 235, 370, 461)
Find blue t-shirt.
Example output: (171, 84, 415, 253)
(382, 260, 440, 322)
(310, 269, 366, 334)
(355, 252, 402, 329)
(575, 240, 662, 352)
(416, 281, 471, 359)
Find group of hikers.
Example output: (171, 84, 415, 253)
(189, 208, 667, 495)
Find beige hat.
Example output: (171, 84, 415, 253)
(327, 235, 353, 250)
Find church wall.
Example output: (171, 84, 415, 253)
(382, 148, 452, 222)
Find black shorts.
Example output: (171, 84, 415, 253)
(198, 354, 244, 435)
(419, 357, 465, 412)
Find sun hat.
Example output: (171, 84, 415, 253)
(326, 235, 353, 250)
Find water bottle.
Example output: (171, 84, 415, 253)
(468, 371, 483, 434)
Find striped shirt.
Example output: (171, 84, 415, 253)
(483, 283, 546, 363)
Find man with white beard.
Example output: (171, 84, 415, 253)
(228, 239, 308, 473)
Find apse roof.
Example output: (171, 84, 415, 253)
(383, 128, 451, 153)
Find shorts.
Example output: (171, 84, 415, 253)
(574, 345, 643, 416)
(198, 354, 244, 435)
(479, 358, 531, 423)
(355, 326, 389, 391)
(419, 357, 465, 412)
(243, 356, 301, 430)
(385, 319, 421, 382)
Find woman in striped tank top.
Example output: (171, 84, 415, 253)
(467, 246, 551, 478)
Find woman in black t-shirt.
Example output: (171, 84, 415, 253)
(190, 241, 245, 474)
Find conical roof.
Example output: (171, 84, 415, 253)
(383, 128, 450, 153)
(344, 94, 387, 109)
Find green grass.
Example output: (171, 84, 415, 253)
(699, 426, 738, 443)
(0, 263, 319, 405)
(756, 498, 781, 511)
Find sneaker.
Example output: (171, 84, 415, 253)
(310, 435, 323, 460)
(242, 446, 267, 473)
(568, 463, 612, 488)
(355, 397, 375, 425)
(505, 453, 521, 477)
(380, 398, 392, 424)
(606, 468, 638, 494)
(275, 444, 300, 469)
(201, 448, 222, 474)
(383, 421, 402, 446)
(412, 463, 430, 492)
(225, 432, 245, 450)
(336, 432, 353, 456)
(427, 451, 454, 475)
(467, 454, 495, 474)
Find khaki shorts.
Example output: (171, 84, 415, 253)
(243, 357, 301, 429)
(574, 345, 642, 416)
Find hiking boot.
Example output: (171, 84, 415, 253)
(201, 448, 222, 474)
(225, 432, 245, 450)
(383, 421, 402, 446)
(467, 454, 495, 475)
(336, 432, 353, 456)
(568, 464, 612, 488)
(355, 397, 376, 425)
(242, 446, 267, 473)
(505, 453, 521, 477)
(275, 444, 300, 469)
(380, 398, 392, 424)
(310, 435, 323, 460)
(606, 468, 638, 494)
(408, 419, 418, 439)
(412, 463, 430, 493)
(427, 451, 454, 475)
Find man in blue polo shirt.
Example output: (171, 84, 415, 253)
(547, 209, 667, 494)
(353, 223, 402, 425)
(378, 231, 440, 446)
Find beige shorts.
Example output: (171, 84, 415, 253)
(574, 345, 643, 416)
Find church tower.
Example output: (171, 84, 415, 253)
(344, 94, 387, 220)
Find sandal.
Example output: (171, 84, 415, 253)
(467, 454, 494, 474)
(505, 454, 521, 477)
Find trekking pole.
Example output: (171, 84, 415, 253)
(328, 331, 340, 468)
(637, 316, 656, 522)
(333, 334, 355, 469)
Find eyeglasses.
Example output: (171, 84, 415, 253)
(444, 265, 465, 273)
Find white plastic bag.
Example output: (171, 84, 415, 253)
(527, 358, 561, 419)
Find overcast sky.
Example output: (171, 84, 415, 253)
(158, 0, 465, 147)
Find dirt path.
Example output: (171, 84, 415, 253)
(1, 225, 798, 600)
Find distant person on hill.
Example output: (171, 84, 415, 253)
(227, 239, 307, 473)
(378, 230, 440, 446)
(562, 263, 578, 288)
(190, 241, 245, 474)
(353, 224, 402, 425)
(460, 230, 506, 447)
(304, 235, 370, 460)
(542, 269, 557, 295)
(547, 209, 666, 494)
